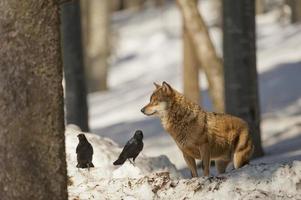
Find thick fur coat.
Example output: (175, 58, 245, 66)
(141, 82, 254, 177)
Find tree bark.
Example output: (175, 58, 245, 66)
(0, 1, 68, 199)
(84, 0, 110, 92)
(183, 25, 200, 104)
(223, 0, 264, 158)
(255, 0, 265, 14)
(177, 0, 224, 112)
(61, 0, 90, 132)
(288, 0, 301, 23)
(124, 0, 143, 10)
(80, 0, 90, 47)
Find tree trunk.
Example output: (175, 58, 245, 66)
(223, 0, 264, 158)
(0, 1, 68, 199)
(80, 0, 90, 46)
(183, 24, 200, 104)
(255, 0, 265, 14)
(84, 0, 110, 92)
(111, 0, 126, 11)
(177, 0, 224, 112)
(288, 0, 301, 23)
(124, 0, 143, 10)
(61, 0, 90, 132)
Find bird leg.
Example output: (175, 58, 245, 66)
(132, 158, 136, 166)
(128, 158, 135, 165)
(87, 163, 93, 171)
(76, 163, 80, 171)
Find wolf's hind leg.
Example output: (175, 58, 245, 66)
(183, 153, 198, 177)
(215, 160, 230, 174)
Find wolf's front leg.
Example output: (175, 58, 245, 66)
(183, 153, 198, 177)
(200, 144, 210, 176)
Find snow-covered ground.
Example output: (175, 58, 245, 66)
(87, 1, 301, 174)
(66, 125, 301, 200)
(66, 125, 180, 199)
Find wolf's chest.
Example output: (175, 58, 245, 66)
(160, 116, 170, 129)
(168, 129, 202, 158)
(175, 138, 202, 159)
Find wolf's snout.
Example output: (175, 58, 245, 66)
(141, 107, 145, 114)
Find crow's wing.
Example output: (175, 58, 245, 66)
(88, 142, 93, 155)
(118, 138, 138, 159)
(138, 141, 143, 152)
(76, 143, 80, 154)
(132, 141, 143, 161)
(76, 142, 93, 161)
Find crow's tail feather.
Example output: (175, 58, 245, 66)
(88, 162, 94, 168)
(113, 157, 126, 165)
(76, 162, 94, 168)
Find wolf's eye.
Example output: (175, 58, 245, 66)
(150, 98, 157, 105)
(150, 95, 154, 102)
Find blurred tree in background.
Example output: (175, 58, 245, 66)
(124, 0, 144, 10)
(177, 0, 224, 112)
(81, 0, 111, 92)
(61, 0, 89, 131)
(0, 0, 67, 199)
(111, 0, 125, 10)
(182, 0, 201, 104)
(287, 0, 301, 23)
(223, 0, 264, 158)
(256, 0, 266, 14)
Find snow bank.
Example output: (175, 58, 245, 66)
(66, 125, 301, 200)
(65, 125, 180, 198)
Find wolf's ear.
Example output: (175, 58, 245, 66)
(153, 82, 160, 89)
(162, 81, 173, 94)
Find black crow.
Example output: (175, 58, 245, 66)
(76, 133, 94, 169)
(113, 130, 144, 165)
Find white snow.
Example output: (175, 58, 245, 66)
(67, 0, 301, 198)
(65, 125, 180, 178)
(66, 125, 301, 200)
(66, 125, 180, 199)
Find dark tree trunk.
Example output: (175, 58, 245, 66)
(61, 0, 90, 132)
(288, 0, 301, 23)
(223, 0, 264, 158)
(0, 1, 68, 199)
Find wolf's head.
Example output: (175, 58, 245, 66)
(141, 81, 174, 117)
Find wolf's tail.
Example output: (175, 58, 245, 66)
(113, 157, 126, 165)
(233, 128, 254, 169)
